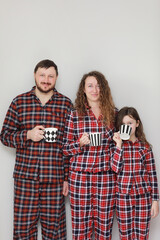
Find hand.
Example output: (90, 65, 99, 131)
(113, 132, 122, 149)
(151, 201, 159, 219)
(80, 133, 90, 147)
(27, 125, 45, 142)
(63, 181, 69, 196)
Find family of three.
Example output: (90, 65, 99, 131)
(0, 59, 159, 240)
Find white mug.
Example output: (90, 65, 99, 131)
(120, 124, 132, 140)
(89, 132, 102, 146)
(44, 127, 58, 142)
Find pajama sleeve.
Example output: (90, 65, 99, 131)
(110, 141, 124, 173)
(63, 111, 83, 157)
(145, 149, 159, 201)
(0, 100, 28, 149)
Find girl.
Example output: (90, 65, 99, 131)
(111, 107, 159, 240)
(63, 71, 117, 240)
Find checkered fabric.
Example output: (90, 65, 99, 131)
(63, 108, 116, 173)
(69, 170, 116, 240)
(116, 192, 152, 240)
(110, 140, 159, 200)
(14, 178, 66, 240)
(0, 87, 73, 182)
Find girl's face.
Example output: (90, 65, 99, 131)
(84, 76, 100, 104)
(122, 115, 139, 141)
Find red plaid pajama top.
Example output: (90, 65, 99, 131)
(63, 108, 116, 172)
(111, 140, 159, 200)
(0, 87, 73, 182)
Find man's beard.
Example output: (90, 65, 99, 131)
(36, 81, 55, 93)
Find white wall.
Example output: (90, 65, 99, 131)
(0, 0, 160, 239)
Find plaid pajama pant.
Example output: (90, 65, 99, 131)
(14, 178, 66, 240)
(69, 170, 116, 240)
(116, 192, 152, 240)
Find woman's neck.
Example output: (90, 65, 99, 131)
(89, 102, 101, 119)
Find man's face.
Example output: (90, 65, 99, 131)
(34, 67, 58, 93)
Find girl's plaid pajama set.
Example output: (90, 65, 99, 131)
(111, 140, 159, 240)
(0, 87, 73, 240)
(63, 108, 117, 240)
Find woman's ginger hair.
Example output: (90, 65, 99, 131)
(116, 107, 151, 146)
(74, 71, 115, 126)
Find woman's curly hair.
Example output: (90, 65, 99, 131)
(74, 71, 115, 126)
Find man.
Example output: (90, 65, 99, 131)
(0, 59, 73, 240)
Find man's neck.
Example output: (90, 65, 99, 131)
(35, 87, 54, 106)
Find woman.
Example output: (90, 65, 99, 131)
(63, 71, 117, 240)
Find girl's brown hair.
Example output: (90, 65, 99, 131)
(74, 71, 115, 126)
(116, 107, 151, 146)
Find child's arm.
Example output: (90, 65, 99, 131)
(145, 149, 159, 201)
(113, 132, 122, 149)
(151, 201, 159, 218)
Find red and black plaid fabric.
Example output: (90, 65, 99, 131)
(63, 108, 116, 172)
(0, 87, 73, 182)
(110, 140, 159, 201)
(69, 170, 116, 240)
(116, 192, 152, 240)
(14, 178, 66, 240)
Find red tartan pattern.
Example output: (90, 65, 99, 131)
(110, 140, 159, 201)
(14, 178, 66, 240)
(69, 170, 116, 240)
(116, 192, 152, 240)
(0, 87, 73, 182)
(63, 108, 116, 173)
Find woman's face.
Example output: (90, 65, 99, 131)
(84, 76, 100, 104)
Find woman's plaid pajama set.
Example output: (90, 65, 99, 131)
(63, 108, 117, 240)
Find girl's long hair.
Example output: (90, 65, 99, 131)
(116, 107, 151, 146)
(74, 71, 115, 126)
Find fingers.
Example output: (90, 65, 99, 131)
(80, 133, 90, 147)
(62, 181, 69, 196)
(27, 125, 45, 142)
(151, 202, 159, 219)
(36, 125, 45, 131)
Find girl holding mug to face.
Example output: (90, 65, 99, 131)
(111, 107, 159, 240)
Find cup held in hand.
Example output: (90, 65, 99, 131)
(120, 124, 132, 140)
(44, 127, 58, 142)
(89, 132, 102, 146)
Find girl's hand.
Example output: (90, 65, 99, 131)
(80, 133, 90, 147)
(113, 132, 122, 149)
(151, 201, 159, 219)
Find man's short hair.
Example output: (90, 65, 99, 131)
(34, 59, 58, 75)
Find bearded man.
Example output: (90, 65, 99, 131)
(0, 59, 73, 240)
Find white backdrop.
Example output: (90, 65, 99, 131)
(0, 0, 160, 239)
